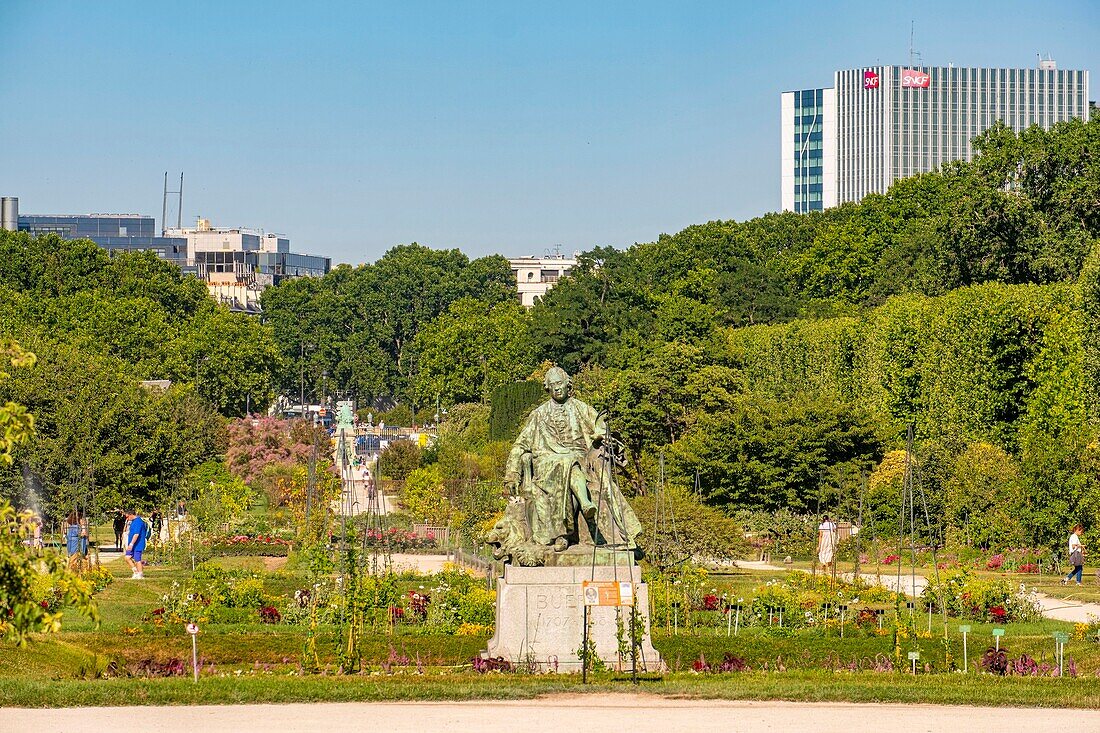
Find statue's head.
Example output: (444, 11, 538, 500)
(543, 366, 572, 404)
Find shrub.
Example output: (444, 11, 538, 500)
(379, 440, 422, 481)
(922, 569, 1042, 622)
(259, 605, 281, 624)
(401, 465, 455, 524)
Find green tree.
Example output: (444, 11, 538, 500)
(668, 394, 882, 513)
(378, 440, 422, 481)
(630, 485, 747, 567)
(400, 465, 454, 524)
(942, 442, 1026, 548)
(410, 298, 534, 406)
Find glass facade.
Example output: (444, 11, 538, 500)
(791, 88, 826, 213)
(18, 214, 188, 262)
(196, 250, 331, 282)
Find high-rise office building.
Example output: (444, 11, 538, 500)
(782, 60, 1090, 211)
(781, 88, 837, 213)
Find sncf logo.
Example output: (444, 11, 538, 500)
(901, 69, 930, 88)
(863, 70, 880, 89)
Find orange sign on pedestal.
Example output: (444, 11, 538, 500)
(582, 580, 634, 607)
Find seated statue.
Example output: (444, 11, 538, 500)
(486, 367, 642, 565)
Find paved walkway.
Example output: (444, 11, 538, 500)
(3, 695, 1095, 731)
(735, 561, 1100, 623)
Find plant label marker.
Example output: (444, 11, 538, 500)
(1053, 632, 1070, 676)
(908, 651, 920, 674)
(992, 628, 1005, 651)
(958, 625, 971, 673)
(186, 623, 199, 683)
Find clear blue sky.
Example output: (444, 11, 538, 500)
(1, 1, 1096, 265)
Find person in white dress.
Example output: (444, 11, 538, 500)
(817, 515, 838, 571)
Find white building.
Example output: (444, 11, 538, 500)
(782, 59, 1090, 211)
(509, 253, 579, 307)
(166, 218, 330, 312)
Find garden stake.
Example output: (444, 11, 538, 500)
(726, 605, 732, 637)
(993, 628, 1005, 651)
(186, 623, 199, 683)
(631, 604, 638, 686)
(582, 605, 589, 684)
(959, 624, 971, 673)
(734, 606, 741, 636)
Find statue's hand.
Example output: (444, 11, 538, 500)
(504, 479, 518, 497)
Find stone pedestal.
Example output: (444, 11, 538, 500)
(483, 563, 663, 673)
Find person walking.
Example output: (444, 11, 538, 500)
(64, 511, 81, 557)
(1056, 526, 1082, 581)
(123, 508, 149, 579)
(1062, 524, 1085, 586)
(817, 514, 839, 574)
(112, 510, 125, 550)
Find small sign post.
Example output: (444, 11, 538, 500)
(992, 628, 1005, 651)
(838, 604, 847, 639)
(908, 650, 920, 674)
(959, 625, 971, 673)
(1053, 632, 1069, 676)
(186, 623, 200, 682)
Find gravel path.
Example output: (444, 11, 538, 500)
(3, 694, 1096, 731)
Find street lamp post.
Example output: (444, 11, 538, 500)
(299, 343, 314, 419)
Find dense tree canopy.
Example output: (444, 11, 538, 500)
(0, 232, 265, 515)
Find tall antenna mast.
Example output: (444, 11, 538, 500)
(161, 172, 168, 236)
(162, 172, 184, 233)
(908, 21, 914, 66)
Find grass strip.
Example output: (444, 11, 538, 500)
(4, 670, 1100, 709)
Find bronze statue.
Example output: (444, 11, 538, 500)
(487, 367, 642, 565)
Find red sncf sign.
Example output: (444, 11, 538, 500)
(901, 69, 930, 88)
(863, 70, 880, 89)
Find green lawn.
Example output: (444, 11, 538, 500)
(4, 670, 1100, 709)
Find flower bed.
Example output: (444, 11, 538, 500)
(362, 528, 438, 552)
(208, 535, 292, 557)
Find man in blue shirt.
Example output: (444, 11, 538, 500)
(124, 508, 149, 579)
